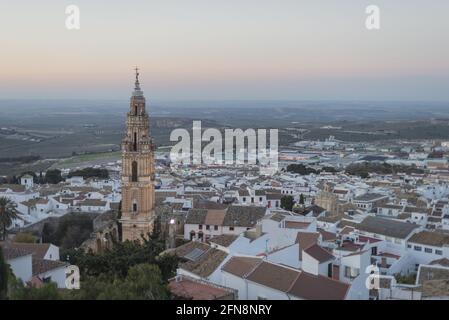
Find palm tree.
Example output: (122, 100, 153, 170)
(0, 197, 19, 241)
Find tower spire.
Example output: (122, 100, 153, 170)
(132, 66, 143, 97)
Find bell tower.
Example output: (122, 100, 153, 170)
(120, 67, 156, 242)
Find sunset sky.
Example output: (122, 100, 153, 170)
(1, 0, 449, 100)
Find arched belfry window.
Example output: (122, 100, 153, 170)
(133, 132, 137, 151)
(132, 200, 137, 212)
(134, 105, 138, 116)
(131, 161, 138, 182)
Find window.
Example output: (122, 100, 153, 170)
(133, 132, 137, 151)
(327, 263, 333, 278)
(134, 105, 138, 115)
(133, 203, 137, 212)
(371, 247, 378, 256)
(206, 225, 210, 230)
(242, 197, 246, 202)
(424, 248, 432, 254)
(131, 161, 138, 182)
(344, 266, 351, 278)
(199, 224, 203, 230)
(214, 225, 218, 231)
(251, 197, 254, 203)
(229, 226, 234, 231)
(407, 244, 412, 248)
(436, 250, 443, 255)
(414, 246, 422, 251)
(259, 197, 263, 202)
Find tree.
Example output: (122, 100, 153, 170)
(9, 280, 61, 300)
(286, 164, 318, 175)
(299, 193, 305, 205)
(38, 171, 45, 184)
(0, 247, 9, 300)
(0, 197, 19, 241)
(44, 169, 63, 184)
(68, 167, 109, 179)
(63, 237, 178, 281)
(13, 232, 36, 243)
(119, 264, 169, 299)
(281, 195, 294, 211)
(68, 264, 169, 300)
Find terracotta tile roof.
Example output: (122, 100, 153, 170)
(208, 234, 238, 248)
(430, 258, 449, 268)
(0, 184, 26, 192)
(358, 216, 419, 239)
(179, 248, 228, 278)
(295, 232, 320, 247)
(185, 208, 208, 224)
(32, 258, 67, 276)
(408, 231, 449, 247)
(304, 205, 326, 217)
(339, 226, 355, 235)
(21, 198, 50, 208)
(174, 241, 228, 278)
(304, 244, 334, 263)
(320, 214, 352, 224)
(246, 261, 300, 292)
(9, 242, 51, 259)
(417, 265, 449, 285)
(270, 213, 286, 222)
(266, 193, 282, 200)
(221, 256, 262, 278)
(223, 206, 266, 228)
(168, 276, 235, 300)
(353, 193, 388, 202)
(288, 272, 350, 300)
(0, 244, 31, 260)
(403, 206, 432, 214)
(195, 200, 228, 210)
(78, 199, 107, 207)
(295, 232, 319, 261)
(204, 209, 227, 226)
(173, 241, 210, 258)
(422, 279, 449, 298)
(285, 221, 311, 229)
(318, 228, 337, 241)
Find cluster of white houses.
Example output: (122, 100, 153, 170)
(0, 175, 120, 228)
(0, 242, 68, 289)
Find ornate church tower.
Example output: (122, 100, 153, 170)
(120, 68, 156, 242)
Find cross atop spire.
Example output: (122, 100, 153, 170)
(132, 66, 144, 97)
(134, 66, 141, 91)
